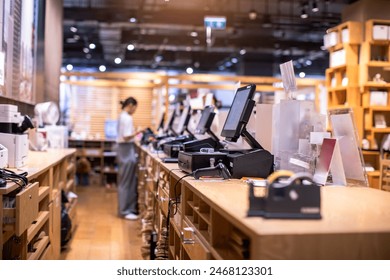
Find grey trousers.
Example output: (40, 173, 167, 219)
(117, 142, 138, 216)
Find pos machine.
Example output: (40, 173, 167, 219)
(178, 84, 274, 179)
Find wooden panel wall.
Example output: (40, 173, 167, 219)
(69, 85, 153, 138)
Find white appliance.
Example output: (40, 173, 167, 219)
(0, 133, 28, 168)
(0, 144, 8, 168)
(0, 104, 34, 168)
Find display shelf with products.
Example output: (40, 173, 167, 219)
(68, 139, 118, 186)
(359, 20, 390, 188)
(1, 149, 76, 260)
(325, 21, 363, 141)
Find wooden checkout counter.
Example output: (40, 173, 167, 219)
(1, 149, 76, 260)
(137, 144, 390, 260)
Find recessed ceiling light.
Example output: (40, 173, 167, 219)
(127, 44, 135, 51)
(231, 57, 238, 64)
(186, 67, 194, 74)
(190, 31, 198, 37)
(129, 17, 137, 23)
(99, 65, 106, 72)
(83, 47, 89, 53)
(73, 35, 80, 40)
(239, 49, 246, 55)
(89, 43, 96, 49)
(114, 57, 122, 64)
(248, 9, 257, 20)
(299, 72, 306, 78)
(70, 26, 77, 33)
(66, 64, 73, 71)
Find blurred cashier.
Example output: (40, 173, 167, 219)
(117, 97, 142, 220)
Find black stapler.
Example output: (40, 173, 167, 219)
(247, 171, 321, 219)
(193, 162, 231, 180)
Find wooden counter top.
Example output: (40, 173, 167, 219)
(184, 178, 390, 236)
(0, 148, 76, 195)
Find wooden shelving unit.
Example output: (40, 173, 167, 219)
(68, 139, 117, 186)
(358, 19, 390, 189)
(325, 21, 364, 140)
(1, 149, 76, 260)
(136, 144, 390, 259)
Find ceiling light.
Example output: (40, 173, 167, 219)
(248, 9, 257, 20)
(312, 2, 319, 13)
(99, 65, 106, 72)
(193, 39, 200, 45)
(231, 57, 238, 64)
(66, 64, 73, 71)
(186, 46, 192, 52)
(194, 61, 200, 68)
(218, 65, 225, 71)
(129, 17, 137, 23)
(83, 47, 89, 53)
(305, 60, 312, 66)
(86, 54, 92, 59)
(299, 72, 306, 78)
(239, 49, 247, 55)
(225, 61, 233, 67)
(186, 67, 194, 74)
(127, 44, 135, 51)
(190, 31, 198, 37)
(70, 26, 77, 33)
(89, 43, 96, 49)
(154, 55, 163, 62)
(114, 57, 122, 64)
(73, 35, 80, 40)
(301, 8, 308, 19)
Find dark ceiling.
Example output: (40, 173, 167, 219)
(62, 0, 358, 76)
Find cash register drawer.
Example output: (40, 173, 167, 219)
(3, 182, 39, 236)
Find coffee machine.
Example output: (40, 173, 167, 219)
(0, 104, 34, 168)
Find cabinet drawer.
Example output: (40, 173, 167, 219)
(158, 187, 169, 216)
(3, 182, 39, 236)
(181, 220, 211, 260)
(182, 233, 211, 260)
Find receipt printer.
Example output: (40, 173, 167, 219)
(0, 104, 34, 168)
(0, 144, 8, 168)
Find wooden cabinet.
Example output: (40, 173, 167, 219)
(1, 149, 76, 260)
(136, 144, 390, 259)
(325, 21, 364, 139)
(68, 139, 117, 186)
(360, 20, 390, 150)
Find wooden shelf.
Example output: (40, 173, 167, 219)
(363, 82, 390, 89)
(38, 186, 50, 202)
(367, 61, 390, 67)
(66, 162, 75, 174)
(65, 179, 75, 192)
(27, 236, 49, 260)
(363, 106, 390, 111)
(367, 128, 390, 133)
(27, 211, 49, 243)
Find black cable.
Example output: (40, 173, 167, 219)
(0, 168, 28, 189)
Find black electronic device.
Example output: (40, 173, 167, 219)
(221, 84, 260, 147)
(174, 105, 194, 138)
(193, 162, 231, 179)
(224, 149, 274, 179)
(178, 84, 274, 178)
(163, 109, 178, 137)
(183, 105, 223, 152)
(178, 151, 228, 174)
(162, 157, 179, 163)
(247, 172, 321, 219)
